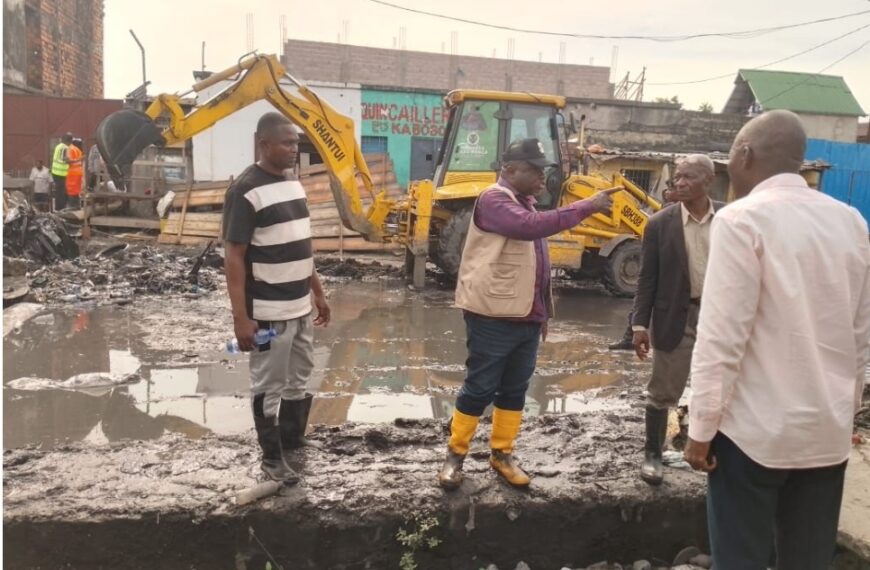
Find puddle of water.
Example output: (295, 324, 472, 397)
(3, 282, 642, 449)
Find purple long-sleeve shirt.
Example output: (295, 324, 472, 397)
(473, 177, 599, 322)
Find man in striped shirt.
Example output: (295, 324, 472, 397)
(223, 112, 331, 483)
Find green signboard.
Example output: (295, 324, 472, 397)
(361, 90, 448, 188)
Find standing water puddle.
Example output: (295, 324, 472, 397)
(3, 281, 644, 449)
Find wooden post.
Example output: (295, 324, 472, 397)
(174, 180, 194, 244)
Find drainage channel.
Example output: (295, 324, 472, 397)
(3, 414, 709, 569)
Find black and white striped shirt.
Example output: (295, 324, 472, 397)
(222, 165, 313, 321)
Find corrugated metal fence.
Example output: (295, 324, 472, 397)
(806, 138, 870, 222)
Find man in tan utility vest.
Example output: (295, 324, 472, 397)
(438, 138, 618, 489)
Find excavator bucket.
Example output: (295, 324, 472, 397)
(95, 109, 165, 189)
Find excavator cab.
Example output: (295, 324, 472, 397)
(430, 92, 567, 206)
(427, 91, 570, 275)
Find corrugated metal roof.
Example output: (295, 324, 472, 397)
(585, 148, 828, 171)
(738, 69, 865, 116)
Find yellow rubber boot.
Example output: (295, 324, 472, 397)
(489, 407, 530, 488)
(438, 409, 480, 490)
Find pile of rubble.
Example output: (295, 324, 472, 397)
(317, 256, 405, 280)
(3, 192, 79, 264)
(20, 243, 221, 307)
(857, 383, 870, 431)
(486, 548, 713, 570)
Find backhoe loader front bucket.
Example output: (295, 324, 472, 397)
(95, 109, 165, 189)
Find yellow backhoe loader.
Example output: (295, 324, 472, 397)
(97, 53, 661, 296)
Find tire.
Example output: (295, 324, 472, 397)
(434, 206, 473, 279)
(602, 239, 642, 297)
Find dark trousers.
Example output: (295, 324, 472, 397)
(621, 311, 633, 340)
(455, 314, 541, 416)
(52, 174, 67, 210)
(707, 433, 847, 570)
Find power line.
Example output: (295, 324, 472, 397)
(367, 1, 870, 42)
(759, 37, 870, 105)
(647, 23, 870, 86)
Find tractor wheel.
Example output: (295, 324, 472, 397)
(434, 206, 473, 279)
(602, 240, 642, 297)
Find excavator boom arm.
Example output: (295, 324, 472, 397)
(96, 54, 385, 241)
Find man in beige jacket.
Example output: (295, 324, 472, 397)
(438, 138, 617, 490)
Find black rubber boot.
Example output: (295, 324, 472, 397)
(254, 415, 300, 484)
(640, 406, 668, 486)
(279, 393, 324, 451)
(609, 325, 634, 350)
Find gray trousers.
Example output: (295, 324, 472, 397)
(647, 303, 699, 409)
(250, 314, 314, 419)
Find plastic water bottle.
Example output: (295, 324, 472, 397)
(226, 328, 277, 354)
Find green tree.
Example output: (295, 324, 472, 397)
(698, 102, 714, 113)
(653, 95, 683, 109)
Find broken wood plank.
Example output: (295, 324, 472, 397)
(173, 181, 194, 245)
(299, 153, 389, 178)
(160, 224, 220, 238)
(166, 212, 223, 223)
(157, 233, 212, 246)
(170, 188, 228, 209)
(90, 216, 161, 230)
(83, 191, 163, 201)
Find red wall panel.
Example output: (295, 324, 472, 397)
(3, 93, 123, 175)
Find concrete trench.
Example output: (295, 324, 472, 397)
(3, 414, 708, 569)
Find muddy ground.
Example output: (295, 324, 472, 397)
(3, 409, 710, 569)
(3, 247, 869, 569)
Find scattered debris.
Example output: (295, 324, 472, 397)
(856, 383, 870, 431)
(24, 244, 220, 306)
(3, 256, 28, 277)
(3, 276, 29, 306)
(3, 302, 42, 337)
(7, 372, 141, 392)
(317, 257, 404, 280)
(3, 192, 79, 264)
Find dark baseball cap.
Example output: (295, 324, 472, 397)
(502, 138, 555, 169)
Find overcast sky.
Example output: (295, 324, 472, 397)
(104, 0, 870, 113)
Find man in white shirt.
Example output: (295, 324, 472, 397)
(29, 159, 52, 212)
(685, 110, 870, 569)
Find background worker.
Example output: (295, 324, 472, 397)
(29, 159, 52, 212)
(632, 155, 724, 486)
(222, 112, 330, 484)
(685, 110, 870, 569)
(87, 140, 104, 192)
(438, 137, 617, 490)
(66, 138, 85, 209)
(50, 132, 73, 210)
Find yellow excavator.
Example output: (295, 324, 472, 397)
(97, 53, 662, 296)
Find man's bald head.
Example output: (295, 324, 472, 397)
(728, 110, 807, 198)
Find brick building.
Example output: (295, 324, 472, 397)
(3, 0, 104, 98)
(282, 39, 613, 98)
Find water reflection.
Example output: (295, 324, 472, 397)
(3, 281, 640, 449)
